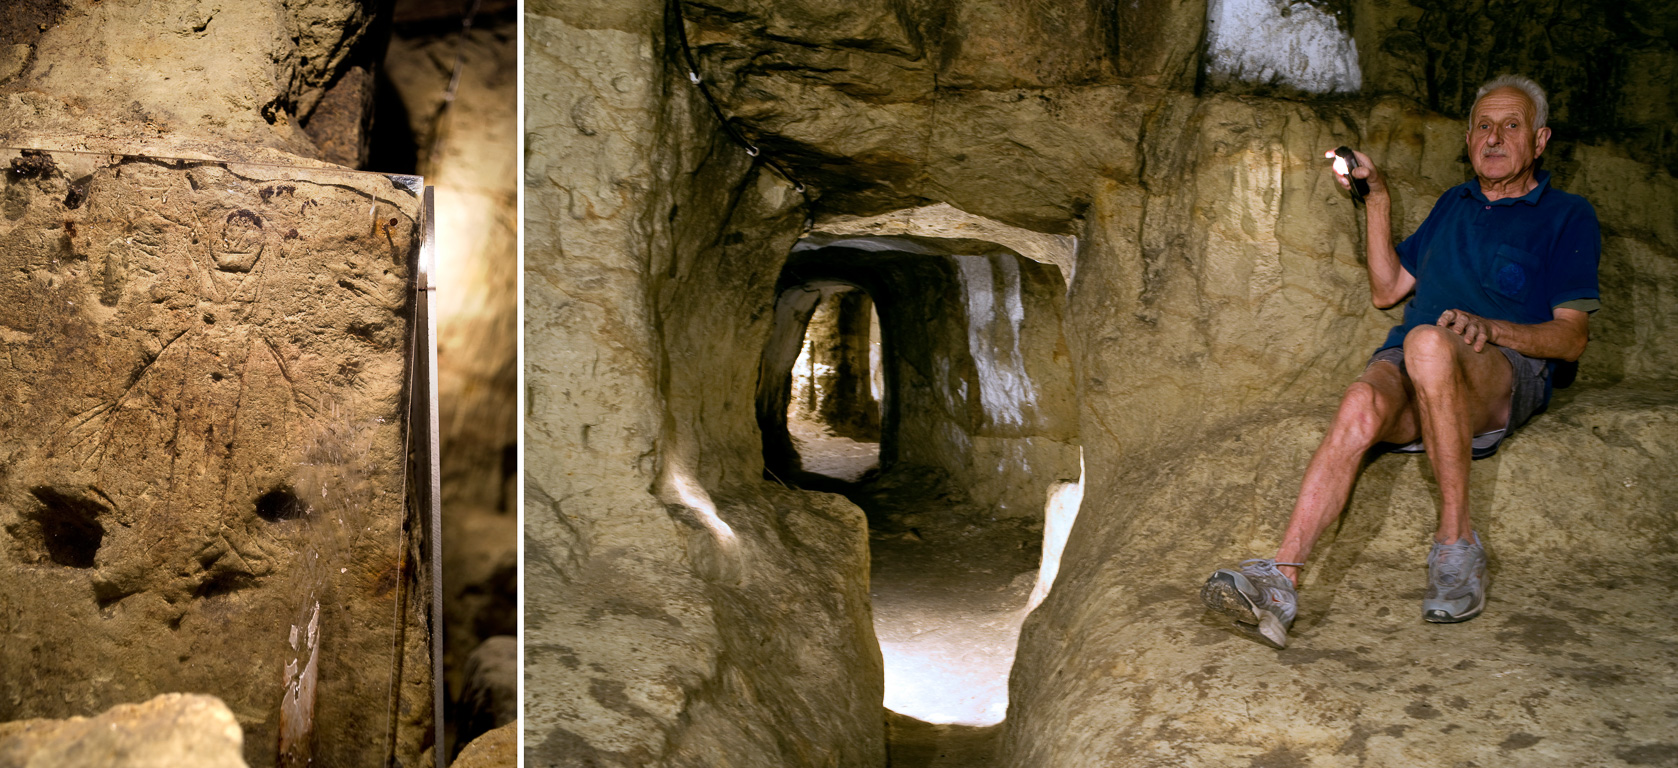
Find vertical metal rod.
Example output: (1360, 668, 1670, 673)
(416, 185, 445, 759)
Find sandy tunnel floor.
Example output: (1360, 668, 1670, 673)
(795, 422, 1042, 765)
(866, 504, 1038, 727)
(789, 418, 880, 482)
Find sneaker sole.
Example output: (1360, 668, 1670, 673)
(1201, 571, 1261, 625)
(1423, 589, 1486, 623)
(1202, 571, 1291, 648)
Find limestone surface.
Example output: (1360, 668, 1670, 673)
(0, 0, 378, 164)
(0, 693, 248, 768)
(526, 3, 885, 765)
(0, 149, 420, 767)
(451, 721, 515, 768)
(531, 1, 1678, 766)
(1004, 387, 1678, 767)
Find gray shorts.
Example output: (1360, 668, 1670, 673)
(1367, 344, 1551, 460)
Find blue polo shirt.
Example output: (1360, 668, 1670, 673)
(1378, 170, 1601, 353)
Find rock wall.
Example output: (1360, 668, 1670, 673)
(1352, 0, 1678, 174)
(0, 4, 436, 766)
(790, 287, 880, 442)
(1006, 389, 1678, 767)
(594, 1, 1678, 766)
(0, 151, 422, 768)
(531, 0, 1678, 764)
(770, 244, 1079, 518)
(0, 693, 249, 768)
(525, 1, 884, 765)
(0, 0, 379, 164)
(1001, 96, 1678, 765)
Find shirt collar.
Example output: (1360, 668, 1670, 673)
(1461, 169, 1551, 206)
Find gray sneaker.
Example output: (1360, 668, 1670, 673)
(1201, 559, 1301, 648)
(1423, 532, 1488, 623)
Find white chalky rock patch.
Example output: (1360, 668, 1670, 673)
(1205, 0, 1362, 94)
(955, 255, 1037, 429)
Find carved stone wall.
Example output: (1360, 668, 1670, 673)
(0, 150, 420, 767)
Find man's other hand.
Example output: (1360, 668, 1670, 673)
(1438, 309, 1494, 351)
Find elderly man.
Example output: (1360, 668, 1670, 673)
(1200, 75, 1601, 648)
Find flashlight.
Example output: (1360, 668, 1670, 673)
(1326, 146, 1368, 204)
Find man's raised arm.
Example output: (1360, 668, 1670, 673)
(1336, 149, 1415, 309)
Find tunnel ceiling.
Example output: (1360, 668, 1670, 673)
(677, 0, 1678, 224)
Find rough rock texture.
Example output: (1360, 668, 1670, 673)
(526, 2, 885, 765)
(997, 81, 1678, 768)
(1204, 0, 1361, 94)
(765, 244, 1080, 517)
(678, 0, 1678, 220)
(450, 721, 515, 768)
(0, 150, 421, 767)
(1352, 0, 1678, 173)
(382, 10, 519, 748)
(0, 0, 380, 164)
(1005, 388, 1678, 767)
(788, 287, 880, 442)
(538, 0, 1678, 765)
(988, 92, 1678, 765)
(0, 693, 248, 768)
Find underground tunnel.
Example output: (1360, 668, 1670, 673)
(532, 0, 1678, 764)
(756, 223, 1085, 736)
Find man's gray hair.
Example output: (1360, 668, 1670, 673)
(1472, 75, 1549, 129)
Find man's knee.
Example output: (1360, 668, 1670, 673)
(1403, 325, 1464, 387)
(1329, 380, 1394, 448)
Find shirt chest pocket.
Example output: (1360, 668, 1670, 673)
(1485, 243, 1540, 304)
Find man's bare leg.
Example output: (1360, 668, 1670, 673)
(1273, 361, 1421, 586)
(1200, 368, 1417, 647)
(1402, 325, 1514, 544)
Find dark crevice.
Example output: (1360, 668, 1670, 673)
(195, 570, 256, 600)
(27, 486, 107, 568)
(255, 485, 308, 522)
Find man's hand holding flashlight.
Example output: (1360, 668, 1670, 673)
(1327, 147, 1388, 201)
(1438, 308, 1497, 352)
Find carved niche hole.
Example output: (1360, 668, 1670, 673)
(255, 485, 308, 522)
(26, 487, 107, 568)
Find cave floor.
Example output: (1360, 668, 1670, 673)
(801, 440, 1043, 767)
(788, 417, 880, 482)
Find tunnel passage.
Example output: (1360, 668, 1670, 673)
(758, 237, 1080, 508)
(761, 281, 885, 485)
(784, 283, 884, 482)
(757, 220, 1083, 729)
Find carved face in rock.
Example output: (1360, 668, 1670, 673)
(1466, 86, 1551, 192)
(214, 208, 267, 272)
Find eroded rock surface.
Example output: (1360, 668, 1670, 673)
(451, 721, 515, 768)
(533, 0, 1678, 765)
(526, 2, 884, 765)
(0, 693, 248, 768)
(1006, 387, 1678, 766)
(0, 0, 379, 164)
(0, 150, 419, 767)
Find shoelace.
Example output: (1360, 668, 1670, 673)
(1238, 558, 1305, 570)
(1432, 540, 1476, 586)
(1236, 560, 1304, 610)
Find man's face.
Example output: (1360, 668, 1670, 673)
(1466, 87, 1551, 186)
